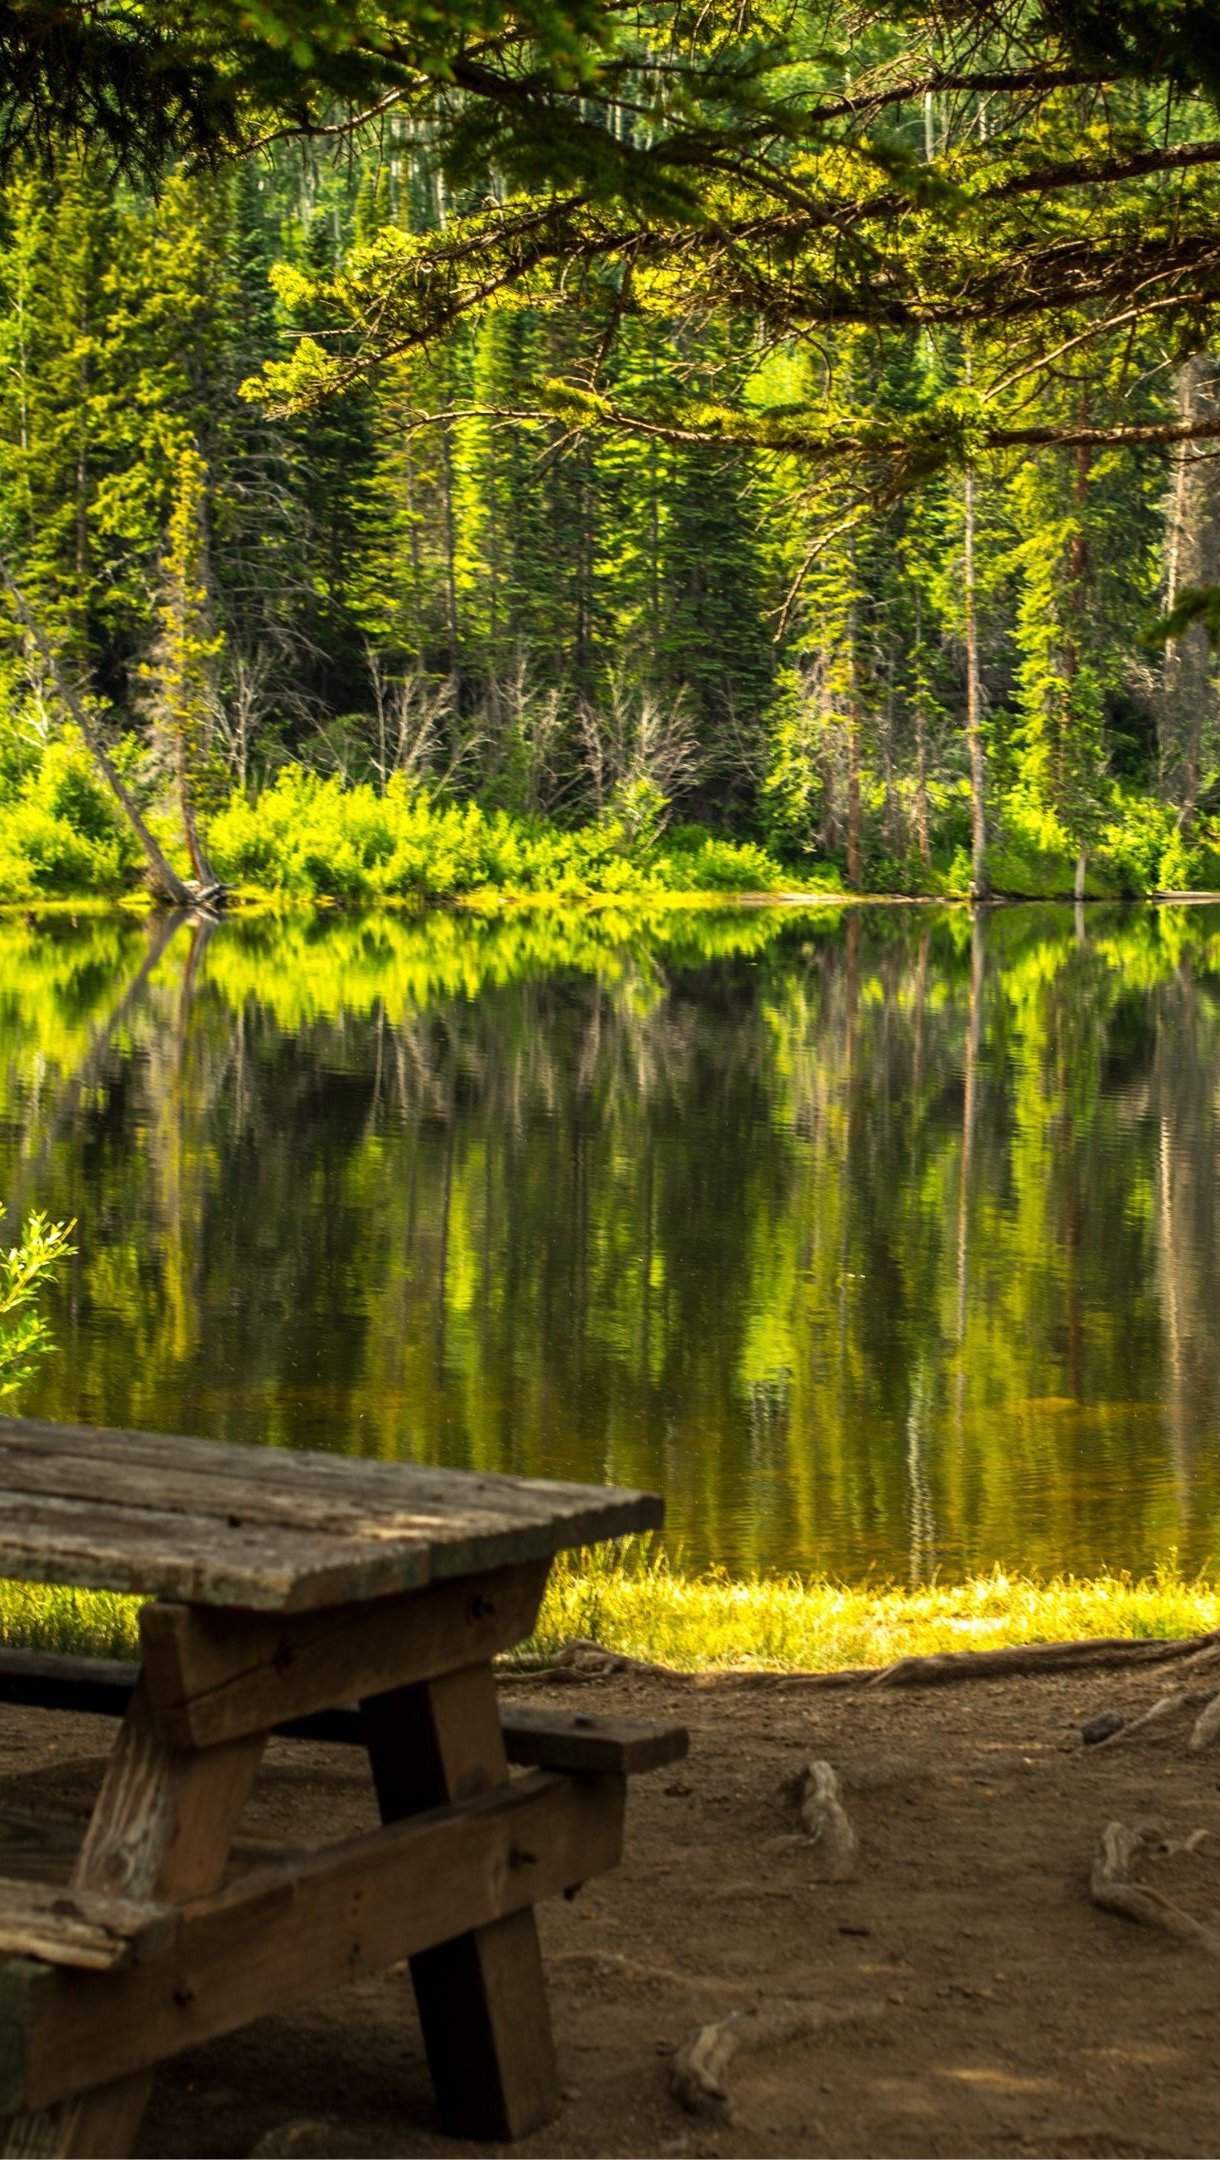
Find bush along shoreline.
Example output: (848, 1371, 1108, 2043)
(4, 736, 1220, 909)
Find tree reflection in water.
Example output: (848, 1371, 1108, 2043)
(1, 900, 1218, 1582)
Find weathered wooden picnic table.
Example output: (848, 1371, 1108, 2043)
(0, 1414, 686, 2158)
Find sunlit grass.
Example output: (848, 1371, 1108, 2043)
(0, 1580, 141, 1658)
(518, 1543, 1220, 1670)
(2, 1547, 1215, 1676)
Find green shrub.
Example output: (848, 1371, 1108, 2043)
(1156, 818, 1220, 893)
(204, 770, 795, 901)
(0, 734, 141, 897)
(13, 729, 1220, 905)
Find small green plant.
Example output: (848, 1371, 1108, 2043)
(0, 1203, 76, 1399)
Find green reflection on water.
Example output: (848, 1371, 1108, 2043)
(2, 899, 1219, 1582)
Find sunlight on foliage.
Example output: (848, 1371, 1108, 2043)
(0, 1204, 75, 1400)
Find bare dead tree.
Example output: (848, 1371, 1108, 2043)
(578, 672, 702, 829)
(0, 553, 193, 907)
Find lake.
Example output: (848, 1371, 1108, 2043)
(2, 900, 1218, 1583)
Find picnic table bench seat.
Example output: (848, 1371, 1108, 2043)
(0, 1414, 687, 2158)
(0, 1648, 688, 1773)
(0, 1878, 174, 1972)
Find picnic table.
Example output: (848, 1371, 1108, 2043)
(0, 1414, 686, 2158)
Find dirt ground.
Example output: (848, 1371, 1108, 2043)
(2, 1656, 1219, 2159)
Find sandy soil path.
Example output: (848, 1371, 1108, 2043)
(0, 1657, 1217, 2157)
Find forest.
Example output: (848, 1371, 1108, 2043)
(4, 0, 1220, 901)
(6, 17, 1220, 2159)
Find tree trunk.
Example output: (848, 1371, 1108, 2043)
(913, 595, 932, 867)
(883, 681, 899, 854)
(1160, 356, 1220, 827)
(846, 614, 862, 890)
(177, 746, 215, 888)
(846, 705, 862, 890)
(440, 419, 460, 693)
(963, 464, 989, 898)
(0, 556, 194, 907)
(914, 693, 931, 867)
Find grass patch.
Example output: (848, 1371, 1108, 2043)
(517, 1545, 1220, 1671)
(0, 1580, 142, 1658)
(4, 1549, 1214, 1675)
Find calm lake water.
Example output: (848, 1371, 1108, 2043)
(2, 900, 1219, 1583)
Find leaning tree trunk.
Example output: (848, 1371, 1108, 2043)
(176, 733, 216, 891)
(0, 556, 193, 908)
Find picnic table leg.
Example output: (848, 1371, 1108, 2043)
(363, 1659, 561, 2140)
(2, 1674, 265, 2159)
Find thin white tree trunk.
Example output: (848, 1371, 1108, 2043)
(963, 465, 989, 897)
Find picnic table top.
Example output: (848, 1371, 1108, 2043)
(0, 1416, 663, 1613)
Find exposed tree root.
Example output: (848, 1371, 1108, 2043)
(551, 1948, 746, 1993)
(669, 2000, 881, 2122)
(791, 1760, 858, 1879)
(510, 1628, 1220, 1691)
(509, 1641, 681, 1684)
(1089, 1821, 1220, 1955)
(507, 1624, 1220, 1693)
(865, 1632, 1220, 1688)
(1091, 1687, 1212, 1749)
(1189, 1690, 1220, 1752)
(248, 2122, 339, 2158)
(1175, 1639, 1220, 1677)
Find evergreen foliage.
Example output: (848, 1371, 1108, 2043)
(4, 0, 1220, 897)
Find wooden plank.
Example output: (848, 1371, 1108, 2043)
(0, 1881, 173, 1973)
(0, 1676, 265, 2156)
(0, 1418, 664, 1573)
(0, 1442, 569, 1583)
(0, 1809, 316, 1894)
(138, 1560, 549, 1747)
(0, 1441, 523, 1540)
(495, 1703, 690, 1777)
(0, 1651, 136, 1719)
(0, 1491, 430, 1613)
(363, 1663, 561, 2140)
(0, 1770, 625, 2116)
(0, 1415, 654, 1523)
(0, 1812, 80, 1890)
(0, 1649, 690, 1772)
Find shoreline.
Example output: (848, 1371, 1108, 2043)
(5, 887, 1220, 919)
(5, 1558, 1216, 1675)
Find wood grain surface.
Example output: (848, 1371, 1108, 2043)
(0, 1416, 662, 1611)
